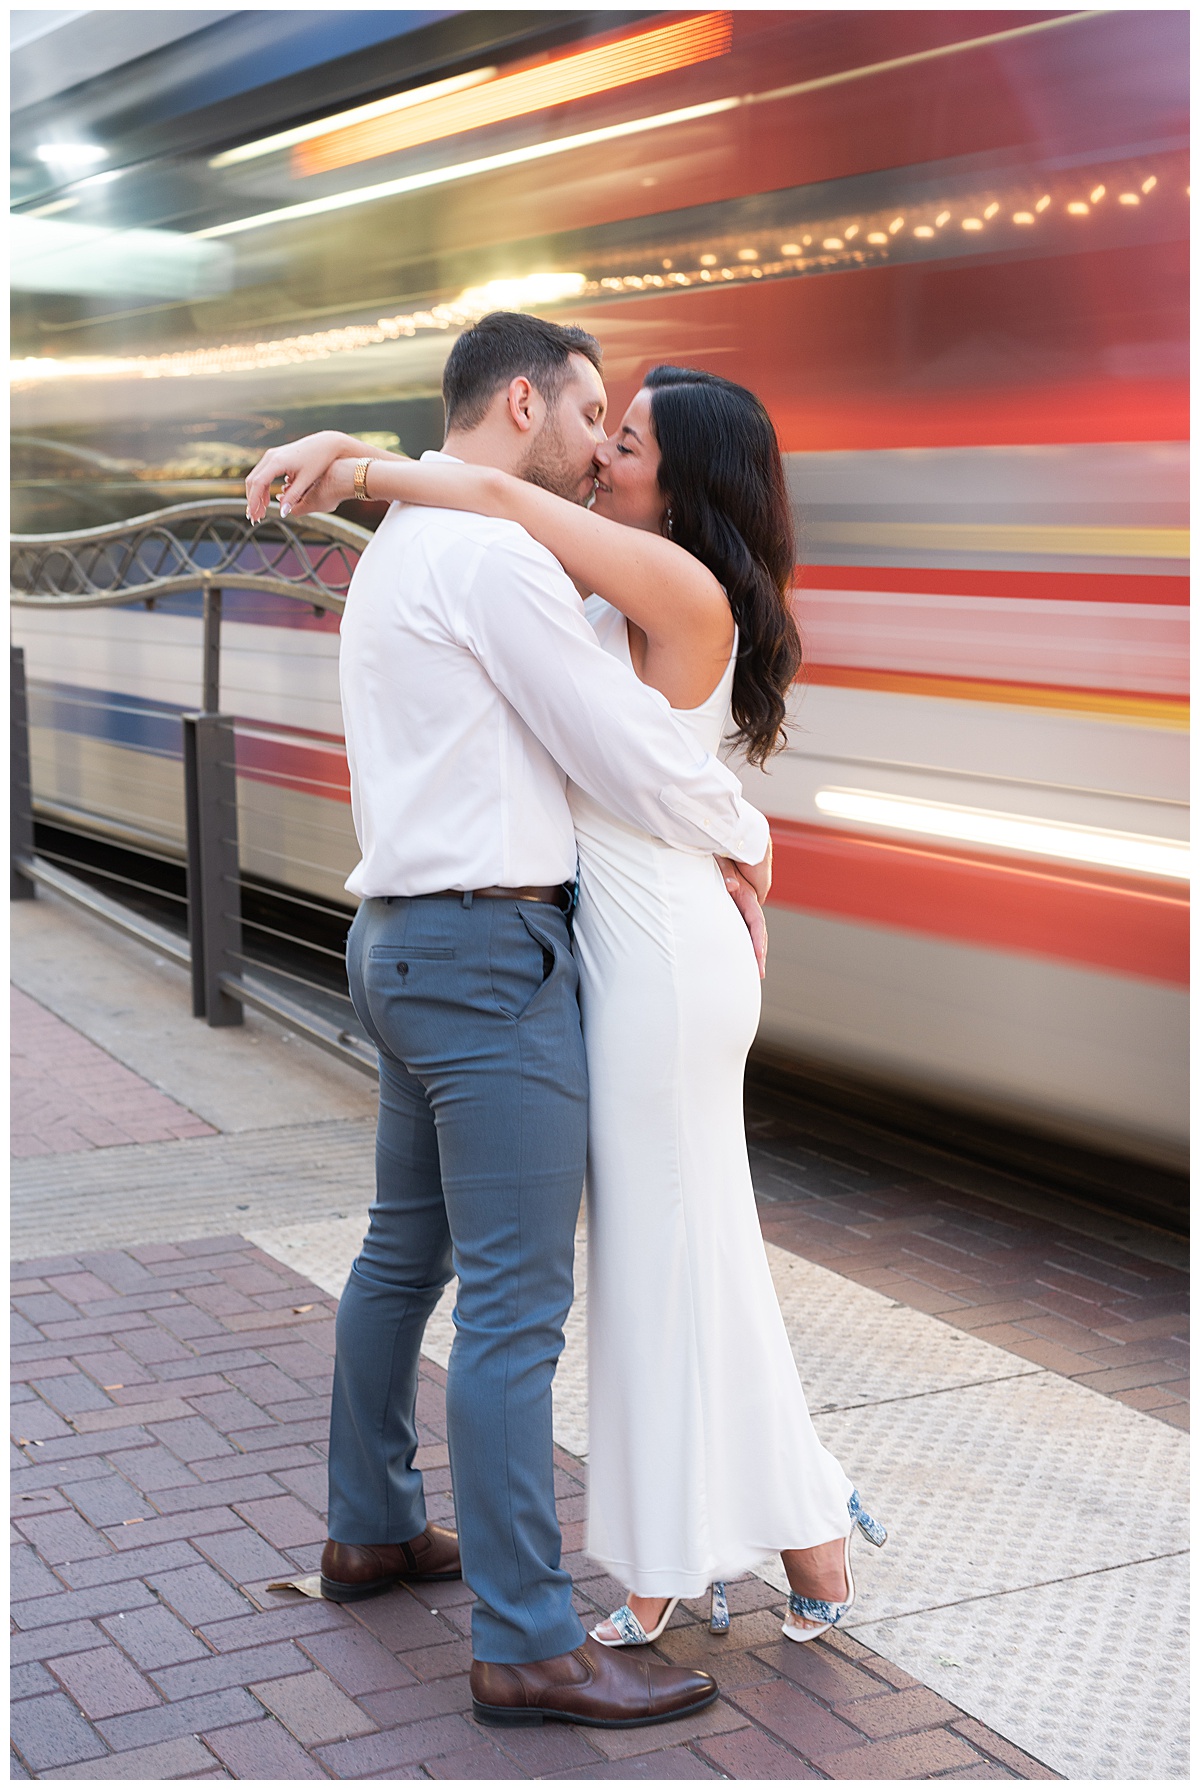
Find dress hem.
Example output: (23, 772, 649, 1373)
(587, 1544, 777, 1599)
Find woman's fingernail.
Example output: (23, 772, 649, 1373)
(279, 502, 291, 518)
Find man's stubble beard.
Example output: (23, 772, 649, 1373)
(517, 415, 591, 505)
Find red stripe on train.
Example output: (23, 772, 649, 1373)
(234, 730, 351, 801)
(766, 819, 1189, 987)
(795, 567, 1190, 605)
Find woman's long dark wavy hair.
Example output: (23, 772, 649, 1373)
(643, 365, 800, 767)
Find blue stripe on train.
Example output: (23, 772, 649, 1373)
(29, 680, 186, 759)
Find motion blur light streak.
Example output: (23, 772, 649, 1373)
(768, 821, 1188, 987)
(190, 11, 1095, 242)
(208, 70, 499, 168)
(191, 98, 739, 240)
(459, 273, 586, 311)
(11, 216, 232, 301)
(814, 790, 1190, 881)
(35, 142, 106, 167)
(287, 10, 1088, 185)
(10, 271, 586, 382)
(11, 149, 1180, 382)
(295, 12, 733, 176)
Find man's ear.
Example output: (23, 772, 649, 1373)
(506, 376, 538, 434)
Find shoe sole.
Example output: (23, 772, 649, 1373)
(320, 1569, 461, 1603)
(472, 1685, 719, 1729)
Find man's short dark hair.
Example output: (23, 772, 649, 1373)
(442, 311, 603, 432)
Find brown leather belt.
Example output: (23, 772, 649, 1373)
(419, 884, 569, 909)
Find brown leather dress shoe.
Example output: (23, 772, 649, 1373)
(319, 1525, 462, 1602)
(470, 1635, 718, 1728)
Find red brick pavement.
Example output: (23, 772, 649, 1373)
(10, 1243, 1058, 1780)
(11, 988, 216, 1158)
(746, 1086, 1190, 1431)
(13, 976, 1185, 1428)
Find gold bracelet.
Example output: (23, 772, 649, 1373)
(353, 457, 374, 501)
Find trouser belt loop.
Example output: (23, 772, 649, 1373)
(461, 890, 474, 910)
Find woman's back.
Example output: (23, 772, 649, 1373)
(570, 593, 853, 1591)
(569, 595, 736, 855)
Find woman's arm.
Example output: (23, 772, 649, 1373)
(244, 431, 407, 522)
(295, 455, 732, 655)
(246, 439, 728, 650)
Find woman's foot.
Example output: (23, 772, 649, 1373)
(780, 1536, 850, 1634)
(592, 1594, 674, 1645)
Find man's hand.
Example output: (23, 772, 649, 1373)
(734, 835, 772, 906)
(718, 857, 768, 979)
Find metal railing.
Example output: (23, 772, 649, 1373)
(11, 502, 378, 1073)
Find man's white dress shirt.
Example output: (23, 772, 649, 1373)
(339, 457, 769, 899)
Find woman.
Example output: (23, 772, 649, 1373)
(245, 365, 885, 1646)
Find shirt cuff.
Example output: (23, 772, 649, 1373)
(658, 786, 770, 863)
(729, 802, 770, 865)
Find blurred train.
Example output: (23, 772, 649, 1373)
(11, 10, 1189, 1173)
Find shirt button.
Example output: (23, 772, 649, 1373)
(397, 962, 409, 975)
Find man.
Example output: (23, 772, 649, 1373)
(246, 312, 770, 1727)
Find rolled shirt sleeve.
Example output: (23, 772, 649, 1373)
(453, 530, 770, 866)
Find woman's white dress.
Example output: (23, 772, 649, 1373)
(572, 596, 854, 1596)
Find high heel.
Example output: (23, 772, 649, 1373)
(590, 1595, 681, 1647)
(709, 1581, 730, 1635)
(782, 1489, 887, 1645)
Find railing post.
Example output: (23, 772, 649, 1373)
(11, 645, 36, 900)
(202, 586, 222, 714)
(182, 712, 243, 1026)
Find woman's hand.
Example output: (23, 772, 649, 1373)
(718, 857, 769, 978)
(246, 432, 375, 523)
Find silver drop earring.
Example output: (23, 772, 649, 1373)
(665, 505, 674, 538)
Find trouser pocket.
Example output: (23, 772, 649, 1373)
(490, 904, 570, 1022)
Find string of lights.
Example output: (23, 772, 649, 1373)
(10, 168, 1179, 386)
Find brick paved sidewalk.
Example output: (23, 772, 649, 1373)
(746, 1088, 1190, 1430)
(11, 1243, 1057, 1781)
(11, 989, 216, 1158)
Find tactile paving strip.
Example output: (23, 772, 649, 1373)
(762, 1242, 1042, 1409)
(856, 1554, 1190, 1780)
(817, 1372, 1188, 1622)
(12, 1119, 377, 1257)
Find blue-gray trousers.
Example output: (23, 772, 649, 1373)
(330, 893, 588, 1663)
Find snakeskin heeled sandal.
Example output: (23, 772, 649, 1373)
(782, 1488, 888, 1644)
(590, 1595, 681, 1647)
